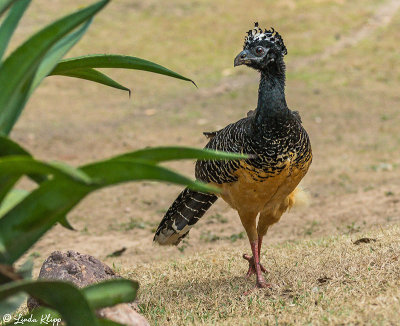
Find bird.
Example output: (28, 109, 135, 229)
(154, 22, 312, 290)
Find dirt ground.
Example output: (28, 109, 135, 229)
(9, 0, 400, 324)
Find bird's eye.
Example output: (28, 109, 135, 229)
(255, 47, 264, 55)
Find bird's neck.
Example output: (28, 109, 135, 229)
(254, 59, 289, 125)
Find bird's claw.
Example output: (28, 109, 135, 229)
(256, 280, 271, 288)
(243, 253, 268, 277)
(243, 281, 272, 295)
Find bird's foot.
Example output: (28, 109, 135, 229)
(256, 279, 271, 288)
(243, 278, 272, 295)
(243, 254, 268, 277)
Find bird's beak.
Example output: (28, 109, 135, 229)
(234, 50, 249, 67)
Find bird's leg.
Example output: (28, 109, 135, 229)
(246, 239, 270, 290)
(243, 211, 278, 277)
(243, 236, 268, 277)
(238, 210, 269, 289)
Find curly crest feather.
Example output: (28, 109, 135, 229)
(244, 22, 287, 56)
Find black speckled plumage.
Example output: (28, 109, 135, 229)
(196, 109, 311, 184)
(154, 23, 312, 246)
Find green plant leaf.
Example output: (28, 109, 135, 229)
(5, 307, 124, 326)
(0, 279, 99, 326)
(0, 156, 93, 185)
(0, 189, 29, 217)
(0, 292, 27, 316)
(9, 307, 60, 326)
(0, 136, 44, 202)
(0, 0, 109, 135)
(54, 68, 130, 94)
(83, 279, 138, 309)
(81, 159, 216, 192)
(114, 146, 248, 163)
(0, 159, 217, 264)
(29, 19, 92, 94)
(0, 135, 31, 157)
(0, 0, 30, 61)
(0, 176, 20, 209)
(0, 280, 136, 324)
(0, 0, 18, 16)
(58, 215, 75, 231)
(50, 54, 196, 85)
(0, 180, 90, 264)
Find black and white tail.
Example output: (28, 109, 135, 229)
(153, 188, 218, 245)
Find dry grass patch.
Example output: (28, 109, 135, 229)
(127, 225, 400, 325)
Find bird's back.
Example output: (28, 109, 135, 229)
(195, 110, 312, 188)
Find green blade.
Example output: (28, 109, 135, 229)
(114, 146, 248, 163)
(0, 189, 29, 217)
(53, 68, 130, 94)
(0, 135, 32, 157)
(83, 279, 138, 309)
(0, 180, 90, 264)
(81, 159, 216, 193)
(0, 258, 32, 313)
(0, 0, 109, 135)
(0, 156, 92, 211)
(50, 54, 196, 85)
(0, 136, 34, 203)
(58, 215, 75, 231)
(0, 0, 31, 61)
(0, 176, 20, 209)
(5, 308, 125, 326)
(0, 292, 27, 316)
(0, 159, 216, 264)
(4, 307, 124, 326)
(0, 280, 99, 326)
(0, 156, 93, 185)
(0, 0, 18, 16)
(7, 307, 59, 326)
(29, 19, 92, 95)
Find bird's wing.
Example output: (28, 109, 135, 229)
(247, 108, 256, 117)
(203, 131, 218, 139)
(203, 108, 256, 140)
(291, 110, 302, 123)
(195, 117, 252, 184)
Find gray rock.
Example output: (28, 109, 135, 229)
(98, 303, 150, 326)
(28, 251, 149, 326)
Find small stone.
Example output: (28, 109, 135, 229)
(98, 304, 149, 326)
(50, 251, 64, 262)
(27, 251, 148, 326)
(66, 263, 79, 275)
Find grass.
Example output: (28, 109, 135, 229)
(9, 0, 400, 324)
(127, 225, 400, 325)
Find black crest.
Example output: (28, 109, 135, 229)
(244, 22, 287, 55)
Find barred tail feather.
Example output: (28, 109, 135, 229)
(154, 188, 218, 245)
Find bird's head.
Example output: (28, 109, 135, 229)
(234, 22, 287, 71)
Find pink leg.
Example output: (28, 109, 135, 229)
(246, 240, 269, 289)
(243, 237, 267, 277)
